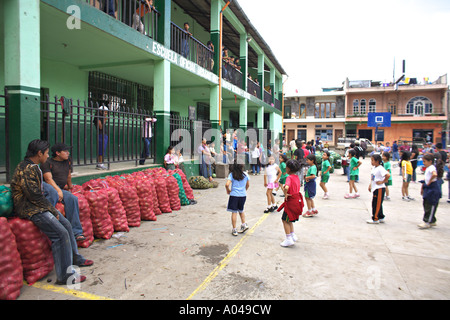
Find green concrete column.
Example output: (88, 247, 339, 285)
(257, 105, 265, 142)
(210, 84, 220, 130)
(153, 59, 171, 164)
(4, 0, 41, 178)
(270, 68, 276, 104)
(239, 99, 248, 131)
(240, 33, 248, 91)
(156, 0, 171, 48)
(258, 54, 265, 100)
(210, 0, 221, 75)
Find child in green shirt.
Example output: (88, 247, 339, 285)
(382, 152, 392, 200)
(319, 151, 332, 199)
(304, 154, 318, 217)
(345, 149, 362, 199)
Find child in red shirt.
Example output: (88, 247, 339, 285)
(278, 160, 304, 247)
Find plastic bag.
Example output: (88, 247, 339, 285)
(0, 186, 14, 218)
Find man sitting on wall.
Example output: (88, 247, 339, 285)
(41, 142, 86, 242)
(10, 139, 93, 285)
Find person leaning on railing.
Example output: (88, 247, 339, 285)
(132, 0, 156, 35)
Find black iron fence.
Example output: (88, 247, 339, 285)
(40, 95, 156, 169)
(86, 0, 160, 41)
(247, 79, 261, 100)
(0, 89, 9, 181)
(169, 114, 212, 160)
(170, 22, 214, 71)
(223, 61, 243, 88)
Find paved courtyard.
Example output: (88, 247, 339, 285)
(16, 158, 450, 300)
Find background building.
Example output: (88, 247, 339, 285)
(283, 90, 346, 147)
(284, 75, 449, 148)
(345, 75, 448, 145)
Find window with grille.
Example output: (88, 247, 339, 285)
(88, 71, 154, 111)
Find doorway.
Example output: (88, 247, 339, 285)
(358, 129, 373, 141)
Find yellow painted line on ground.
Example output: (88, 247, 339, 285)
(28, 281, 114, 300)
(186, 213, 270, 300)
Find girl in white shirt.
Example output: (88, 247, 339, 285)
(263, 156, 281, 213)
(367, 154, 390, 224)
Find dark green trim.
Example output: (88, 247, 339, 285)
(5, 85, 41, 94)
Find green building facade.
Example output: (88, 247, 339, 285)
(0, 0, 287, 180)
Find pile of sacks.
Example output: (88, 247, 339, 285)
(0, 167, 196, 300)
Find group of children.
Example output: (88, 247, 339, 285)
(225, 147, 446, 246)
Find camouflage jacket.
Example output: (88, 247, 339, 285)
(10, 158, 59, 219)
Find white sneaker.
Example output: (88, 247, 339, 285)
(96, 164, 107, 170)
(280, 237, 294, 247)
(291, 233, 298, 242)
(238, 223, 249, 234)
(402, 196, 410, 202)
(385, 196, 390, 201)
(323, 194, 329, 200)
(418, 222, 431, 229)
(366, 219, 380, 224)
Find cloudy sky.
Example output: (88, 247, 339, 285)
(238, 0, 450, 96)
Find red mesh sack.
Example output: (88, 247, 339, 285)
(55, 202, 65, 217)
(148, 177, 162, 216)
(105, 187, 129, 232)
(165, 175, 181, 211)
(84, 189, 114, 239)
(108, 177, 141, 227)
(71, 190, 94, 248)
(174, 169, 194, 200)
(153, 176, 172, 213)
(8, 217, 54, 286)
(0, 217, 23, 300)
(133, 178, 157, 221)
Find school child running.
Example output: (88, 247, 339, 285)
(225, 163, 250, 236)
(418, 154, 444, 229)
(277, 160, 304, 247)
(303, 154, 318, 217)
(344, 149, 361, 199)
(367, 154, 390, 224)
(264, 156, 282, 213)
(319, 151, 332, 199)
(400, 151, 414, 201)
(382, 152, 392, 200)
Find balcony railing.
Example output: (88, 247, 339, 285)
(264, 90, 273, 106)
(223, 61, 243, 88)
(86, 0, 160, 41)
(247, 79, 261, 100)
(170, 22, 214, 71)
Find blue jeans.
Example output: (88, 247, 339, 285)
(201, 155, 212, 178)
(392, 151, 399, 161)
(29, 211, 86, 283)
(139, 137, 151, 165)
(43, 182, 84, 237)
